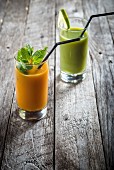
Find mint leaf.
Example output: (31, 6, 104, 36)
(33, 47, 48, 57)
(32, 56, 42, 64)
(16, 62, 33, 74)
(16, 62, 28, 74)
(20, 62, 33, 71)
(25, 44, 34, 56)
(32, 47, 48, 64)
(17, 49, 28, 63)
(21, 48, 31, 61)
(26, 65, 33, 70)
(17, 50, 22, 61)
(21, 59, 28, 63)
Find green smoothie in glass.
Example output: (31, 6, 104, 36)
(58, 12, 89, 83)
(60, 27, 88, 74)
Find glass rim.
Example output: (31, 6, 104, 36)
(58, 17, 88, 31)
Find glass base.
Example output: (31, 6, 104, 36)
(60, 71, 86, 83)
(17, 106, 47, 121)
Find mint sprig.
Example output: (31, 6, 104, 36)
(32, 47, 48, 64)
(16, 44, 48, 74)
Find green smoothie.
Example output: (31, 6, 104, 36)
(60, 27, 88, 74)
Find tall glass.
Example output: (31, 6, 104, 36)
(59, 17, 89, 83)
(15, 59, 49, 120)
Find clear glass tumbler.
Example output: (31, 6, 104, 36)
(59, 17, 89, 83)
(15, 58, 49, 120)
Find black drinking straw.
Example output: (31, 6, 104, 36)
(38, 12, 114, 69)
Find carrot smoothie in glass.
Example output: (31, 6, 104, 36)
(15, 63, 48, 111)
(15, 45, 49, 120)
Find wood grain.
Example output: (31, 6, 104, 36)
(55, 0, 106, 169)
(0, 0, 7, 31)
(0, 0, 29, 167)
(0, 0, 55, 169)
(0, 0, 113, 169)
(82, 0, 114, 169)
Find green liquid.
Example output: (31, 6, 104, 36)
(60, 27, 88, 74)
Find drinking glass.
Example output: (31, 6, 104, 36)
(14, 58, 49, 120)
(59, 17, 89, 83)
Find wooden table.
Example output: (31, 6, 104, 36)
(0, 0, 114, 169)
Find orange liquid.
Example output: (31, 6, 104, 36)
(15, 63, 49, 111)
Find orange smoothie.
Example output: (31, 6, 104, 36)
(15, 62, 49, 111)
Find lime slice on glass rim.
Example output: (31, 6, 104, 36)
(58, 9, 70, 29)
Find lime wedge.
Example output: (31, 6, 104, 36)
(58, 9, 70, 29)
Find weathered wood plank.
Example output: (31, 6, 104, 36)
(1, 0, 55, 169)
(0, 0, 30, 167)
(103, 0, 114, 42)
(0, 0, 113, 169)
(82, 0, 114, 169)
(0, 0, 7, 31)
(55, 0, 106, 169)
